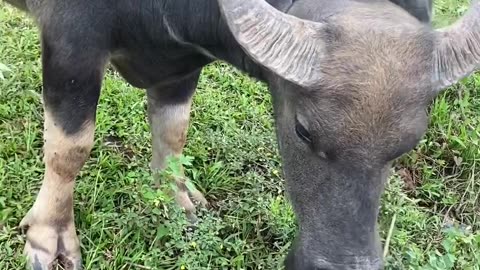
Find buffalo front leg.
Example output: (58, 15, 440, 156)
(20, 115, 93, 270)
(147, 72, 207, 222)
(20, 32, 107, 270)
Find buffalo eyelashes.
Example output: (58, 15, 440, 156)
(295, 118, 334, 160)
(295, 118, 312, 144)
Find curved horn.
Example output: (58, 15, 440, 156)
(433, 1, 480, 90)
(218, 0, 327, 88)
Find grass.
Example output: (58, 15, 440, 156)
(0, 1, 479, 269)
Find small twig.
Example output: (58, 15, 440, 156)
(383, 213, 397, 258)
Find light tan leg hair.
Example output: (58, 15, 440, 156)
(20, 111, 94, 270)
(148, 98, 207, 221)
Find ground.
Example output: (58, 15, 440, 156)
(0, 1, 479, 269)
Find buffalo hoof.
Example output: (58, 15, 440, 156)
(174, 178, 208, 223)
(19, 210, 82, 270)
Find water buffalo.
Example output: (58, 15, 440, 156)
(4, 0, 480, 269)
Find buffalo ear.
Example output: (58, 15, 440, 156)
(217, 0, 327, 88)
(432, 2, 480, 91)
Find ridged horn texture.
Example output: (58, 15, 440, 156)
(433, 1, 480, 90)
(218, 0, 327, 88)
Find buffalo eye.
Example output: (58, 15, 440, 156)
(295, 117, 312, 144)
